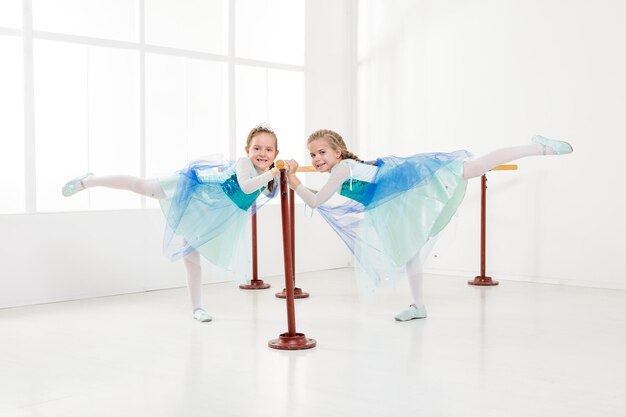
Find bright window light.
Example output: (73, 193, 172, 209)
(145, 0, 228, 54)
(236, 0, 304, 65)
(6, 1, 304, 213)
(34, 40, 141, 212)
(32, 0, 137, 42)
(0, 36, 25, 213)
(235, 66, 304, 179)
(0, 0, 22, 29)
(145, 54, 228, 177)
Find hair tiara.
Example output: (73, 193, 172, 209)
(254, 122, 274, 133)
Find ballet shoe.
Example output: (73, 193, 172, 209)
(193, 309, 212, 322)
(394, 304, 427, 321)
(62, 173, 93, 197)
(531, 135, 573, 155)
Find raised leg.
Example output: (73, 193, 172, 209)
(463, 135, 573, 180)
(63, 174, 166, 199)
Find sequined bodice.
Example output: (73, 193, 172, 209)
(221, 174, 263, 210)
(339, 179, 376, 206)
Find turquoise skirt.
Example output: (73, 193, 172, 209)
(158, 159, 273, 276)
(317, 150, 471, 288)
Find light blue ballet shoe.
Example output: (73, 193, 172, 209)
(531, 135, 573, 155)
(394, 304, 427, 321)
(193, 309, 212, 322)
(61, 173, 92, 197)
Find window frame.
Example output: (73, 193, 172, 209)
(2, 0, 304, 213)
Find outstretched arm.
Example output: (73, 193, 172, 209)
(288, 162, 350, 208)
(236, 158, 279, 194)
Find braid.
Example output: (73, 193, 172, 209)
(267, 162, 275, 193)
(341, 150, 362, 162)
(307, 129, 362, 162)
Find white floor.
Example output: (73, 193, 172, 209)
(1, 269, 625, 417)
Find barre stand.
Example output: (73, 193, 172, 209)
(268, 162, 316, 350)
(239, 168, 310, 296)
(239, 204, 271, 290)
(468, 164, 518, 286)
(275, 188, 309, 299)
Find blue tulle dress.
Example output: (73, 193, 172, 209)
(314, 150, 472, 289)
(157, 157, 276, 278)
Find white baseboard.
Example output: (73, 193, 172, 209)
(425, 268, 626, 291)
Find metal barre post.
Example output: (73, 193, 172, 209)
(239, 203, 271, 290)
(275, 162, 309, 299)
(468, 164, 518, 286)
(268, 165, 316, 350)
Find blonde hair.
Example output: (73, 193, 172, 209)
(307, 129, 362, 162)
(246, 123, 278, 193)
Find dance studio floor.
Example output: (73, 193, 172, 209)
(1, 268, 625, 417)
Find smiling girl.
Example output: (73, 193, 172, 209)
(285, 129, 572, 321)
(61, 124, 280, 322)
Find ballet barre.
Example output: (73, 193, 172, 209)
(255, 160, 516, 349)
(240, 163, 317, 295)
(272, 164, 319, 297)
(291, 166, 317, 172)
(240, 179, 310, 299)
(268, 162, 316, 350)
(270, 161, 519, 288)
(467, 164, 518, 286)
(238, 202, 271, 290)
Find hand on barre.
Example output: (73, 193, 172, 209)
(275, 160, 318, 173)
(285, 159, 299, 174)
(275, 160, 306, 190)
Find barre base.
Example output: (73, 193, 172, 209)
(275, 287, 309, 299)
(268, 332, 317, 350)
(468, 275, 499, 286)
(239, 280, 271, 290)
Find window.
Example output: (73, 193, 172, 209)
(0, 1, 22, 29)
(2, 0, 304, 213)
(34, 41, 141, 211)
(235, 0, 304, 65)
(0, 35, 24, 214)
(145, 0, 228, 54)
(235, 67, 304, 161)
(32, 0, 137, 42)
(144, 54, 228, 209)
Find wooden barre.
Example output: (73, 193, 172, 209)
(276, 160, 518, 172)
(276, 160, 317, 172)
(491, 164, 518, 171)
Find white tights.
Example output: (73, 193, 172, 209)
(82, 175, 167, 199)
(406, 143, 552, 307)
(463, 143, 548, 179)
(82, 174, 204, 313)
(183, 250, 203, 312)
(406, 251, 425, 308)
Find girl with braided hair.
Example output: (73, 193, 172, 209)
(61, 124, 280, 322)
(285, 129, 572, 321)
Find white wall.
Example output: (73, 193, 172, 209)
(0, 205, 351, 309)
(304, 0, 356, 190)
(1, 0, 355, 309)
(357, 0, 626, 289)
(10, 0, 620, 311)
